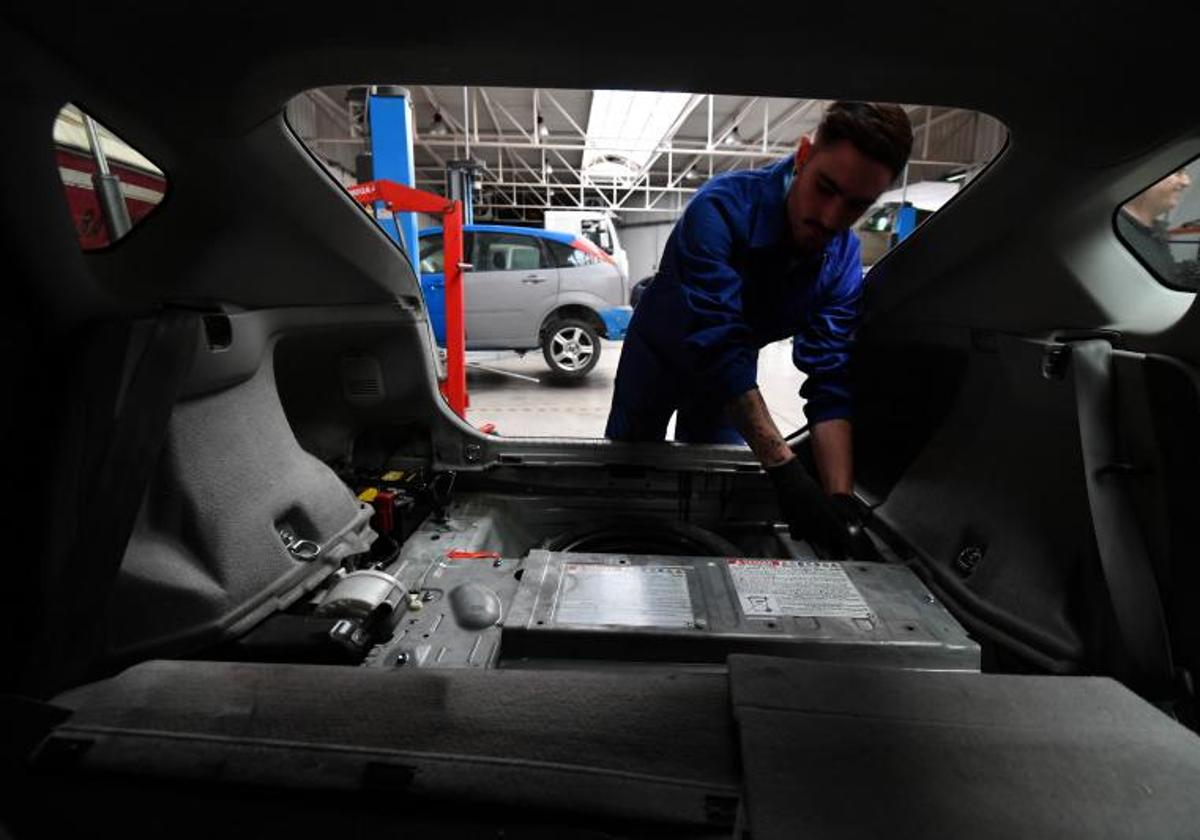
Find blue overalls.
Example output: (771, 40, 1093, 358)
(605, 155, 865, 443)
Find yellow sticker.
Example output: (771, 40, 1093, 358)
(357, 487, 379, 502)
(381, 471, 405, 482)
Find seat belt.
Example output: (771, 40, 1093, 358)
(1069, 338, 1175, 698)
(30, 310, 201, 695)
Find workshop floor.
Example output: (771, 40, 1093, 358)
(465, 339, 807, 439)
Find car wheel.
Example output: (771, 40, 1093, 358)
(541, 318, 601, 379)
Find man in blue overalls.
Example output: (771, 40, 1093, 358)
(606, 102, 912, 555)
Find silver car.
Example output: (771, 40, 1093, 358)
(417, 224, 632, 378)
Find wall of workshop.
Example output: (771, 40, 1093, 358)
(286, 96, 357, 186)
(619, 215, 681, 282)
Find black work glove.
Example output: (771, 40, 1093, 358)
(766, 459, 880, 562)
(828, 493, 883, 562)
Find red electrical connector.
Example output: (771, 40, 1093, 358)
(445, 549, 502, 560)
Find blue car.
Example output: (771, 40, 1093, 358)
(417, 225, 632, 378)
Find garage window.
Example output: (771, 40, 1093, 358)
(1115, 156, 1200, 291)
(54, 104, 166, 250)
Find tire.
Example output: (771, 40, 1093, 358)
(541, 318, 601, 379)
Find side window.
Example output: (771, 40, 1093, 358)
(55, 104, 166, 250)
(474, 232, 548, 272)
(418, 232, 473, 274)
(1115, 157, 1200, 291)
(419, 233, 444, 274)
(861, 206, 893, 233)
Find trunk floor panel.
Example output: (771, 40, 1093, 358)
(729, 655, 1200, 839)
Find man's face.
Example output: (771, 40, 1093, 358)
(1139, 169, 1192, 219)
(786, 137, 895, 252)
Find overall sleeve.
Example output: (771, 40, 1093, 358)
(674, 193, 758, 404)
(794, 236, 865, 424)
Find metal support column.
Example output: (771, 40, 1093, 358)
(82, 114, 132, 243)
(446, 160, 478, 225)
(367, 87, 420, 271)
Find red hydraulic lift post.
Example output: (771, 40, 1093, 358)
(349, 179, 468, 418)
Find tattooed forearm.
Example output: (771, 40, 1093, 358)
(727, 388, 793, 467)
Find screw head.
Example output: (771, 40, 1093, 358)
(954, 546, 984, 577)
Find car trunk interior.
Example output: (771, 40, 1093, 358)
(5, 6, 1200, 837)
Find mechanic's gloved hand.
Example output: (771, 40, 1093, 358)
(766, 459, 880, 562)
(828, 493, 883, 562)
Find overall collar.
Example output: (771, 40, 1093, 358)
(751, 154, 837, 268)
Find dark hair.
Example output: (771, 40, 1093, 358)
(815, 101, 913, 178)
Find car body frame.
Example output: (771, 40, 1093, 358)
(3, 3, 1200, 836)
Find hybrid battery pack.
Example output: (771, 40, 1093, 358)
(503, 550, 978, 670)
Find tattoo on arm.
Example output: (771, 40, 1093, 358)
(727, 388, 793, 467)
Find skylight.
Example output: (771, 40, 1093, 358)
(583, 90, 694, 180)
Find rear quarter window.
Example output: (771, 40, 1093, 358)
(545, 239, 602, 268)
(55, 104, 166, 250)
(1115, 156, 1200, 291)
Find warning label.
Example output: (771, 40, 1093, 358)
(727, 559, 871, 619)
(554, 563, 695, 628)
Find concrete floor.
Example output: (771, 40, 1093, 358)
(465, 339, 807, 438)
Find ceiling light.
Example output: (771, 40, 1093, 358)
(684, 169, 699, 181)
(544, 164, 554, 176)
(723, 128, 741, 147)
(429, 111, 449, 137)
(538, 115, 550, 139)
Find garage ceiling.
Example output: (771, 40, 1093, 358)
(291, 85, 1005, 223)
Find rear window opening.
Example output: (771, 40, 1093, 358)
(287, 86, 1005, 440)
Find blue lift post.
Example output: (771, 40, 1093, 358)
(894, 203, 918, 244)
(367, 87, 420, 272)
